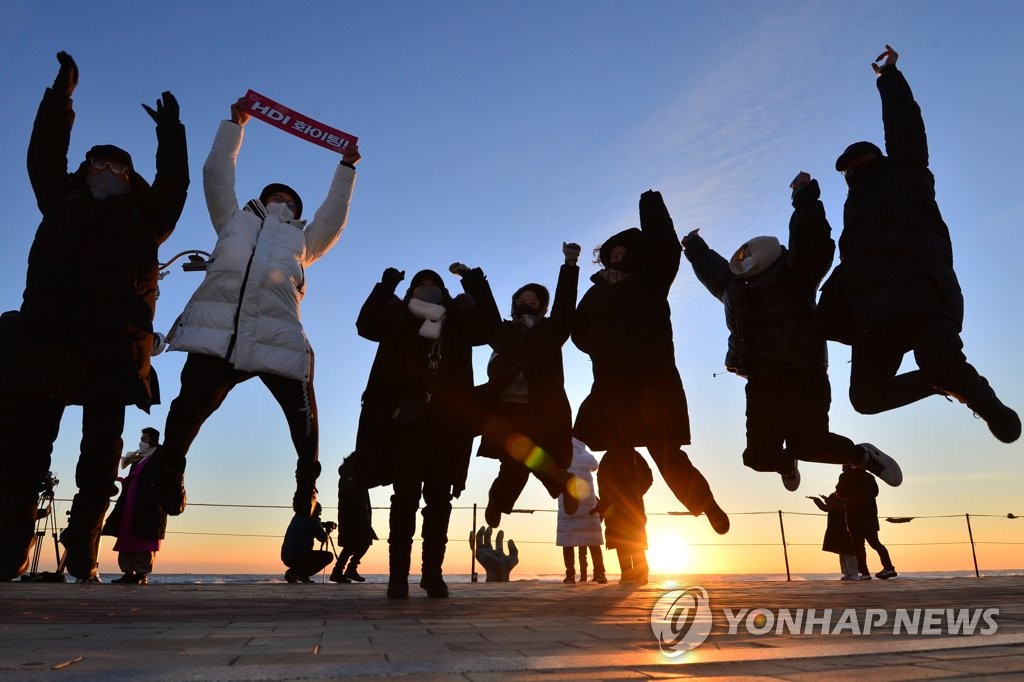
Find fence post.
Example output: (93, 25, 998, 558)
(471, 503, 478, 583)
(778, 510, 791, 582)
(965, 513, 980, 578)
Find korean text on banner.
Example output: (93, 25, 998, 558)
(243, 90, 358, 154)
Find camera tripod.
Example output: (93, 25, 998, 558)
(21, 490, 69, 582)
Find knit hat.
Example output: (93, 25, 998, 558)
(404, 269, 451, 303)
(835, 141, 883, 172)
(86, 145, 135, 174)
(598, 228, 643, 271)
(511, 283, 550, 316)
(729, 236, 782, 278)
(259, 183, 303, 218)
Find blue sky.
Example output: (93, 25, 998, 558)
(1, 1, 1021, 574)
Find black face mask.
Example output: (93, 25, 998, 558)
(413, 285, 443, 304)
(513, 303, 541, 319)
(844, 156, 883, 189)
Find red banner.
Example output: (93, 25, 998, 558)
(243, 89, 358, 154)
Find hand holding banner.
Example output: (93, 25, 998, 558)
(242, 90, 358, 155)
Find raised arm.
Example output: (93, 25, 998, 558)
(203, 98, 249, 233)
(302, 144, 360, 266)
(355, 268, 406, 342)
(787, 174, 835, 287)
(682, 228, 733, 302)
(874, 46, 929, 168)
(27, 52, 77, 214)
(639, 190, 682, 292)
(546, 242, 581, 343)
(452, 264, 501, 346)
(142, 92, 189, 245)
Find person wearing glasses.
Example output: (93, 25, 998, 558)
(0, 52, 188, 582)
(820, 45, 1019, 444)
(157, 96, 361, 522)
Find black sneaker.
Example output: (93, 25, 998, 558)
(386, 576, 409, 599)
(973, 391, 1021, 444)
(781, 463, 801, 492)
(858, 444, 903, 486)
(876, 567, 898, 579)
(343, 567, 366, 583)
(284, 569, 299, 584)
(420, 574, 449, 599)
(111, 573, 137, 584)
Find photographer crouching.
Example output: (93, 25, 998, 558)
(280, 502, 335, 583)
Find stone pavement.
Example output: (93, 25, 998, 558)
(1, 576, 1022, 680)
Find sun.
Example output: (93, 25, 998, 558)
(644, 531, 694, 576)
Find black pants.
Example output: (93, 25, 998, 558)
(284, 549, 334, 579)
(597, 449, 650, 552)
(850, 317, 991, 414)
(562, 545, 605, 576)
(160, 352, 319, 486)
(852, 527, 893, 574)
(337, 542, 370, 570)
(646, 443, 716, 516)
(0, 395, 124, 578)
(744, 367, 864, 475)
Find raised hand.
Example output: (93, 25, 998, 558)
(230, 96, 251, 126)
(341, 143, 361, 167)
(382, 267, 405, 289)
(52, 51, 79, 97)
(871, 44, 899, 76)
(449, 262, 470, 277)
(680, 228, 700, 248)
(562, 242, 582, 265)
(142, 92, 180, 126)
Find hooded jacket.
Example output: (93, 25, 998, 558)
(572, 190, 690, 450)
(684, 180, 835, 375)
(353, 268, 499, 495)
(818, 63, 963, 339)
(5, 86, 189, 409)
(555, 439, 603, 546)
(168, 120, 355, 380)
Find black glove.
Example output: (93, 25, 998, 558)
(52, 51, 78, 97)
(142, 91, 180, 126)
(382, 267, 405, 289)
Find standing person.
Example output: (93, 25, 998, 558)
(329, 453, 378, 583)
(478, 242, 583, 529)
(0, 52, 188, 582)
(102, 428, 167, 585)
(573, 190, 729, 534)
(281, 502, 335, 583)
(809, 492, 859, 581)
(595, 447, 653, 585)
(158, 96, 360, 520)
(355, 265, 499, 599)
(838, 464, 897, 580)
(821, 45, 1019, 443)
(556, 438, 606, 584)
(682, 173, 901, 490)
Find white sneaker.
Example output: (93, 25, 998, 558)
(781, 463, 800, 492)
(858, 444, 903, 487)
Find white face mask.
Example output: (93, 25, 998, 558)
(138, 440, 150, 451)
(265, 201, 295, 221)
(86, 171, 129, 199)
(740, 256, 758, 274)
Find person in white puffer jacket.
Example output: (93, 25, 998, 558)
(158, 96, 360, 520)
(556, 438, 606, 583)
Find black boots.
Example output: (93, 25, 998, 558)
(160, 453, 187, 516)
(562, 567, 575, 584)
(293, 460, 322, 517)
(420, 573, 449, 598)
(111, 572, 147, 585)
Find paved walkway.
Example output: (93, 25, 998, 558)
(1, 576, 1022, 680)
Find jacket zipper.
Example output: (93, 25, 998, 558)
(224, 215, 266, 362)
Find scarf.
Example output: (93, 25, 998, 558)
(408, 298, 447, 339)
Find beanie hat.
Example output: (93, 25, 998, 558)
(404, 269, 451, 303)
(86, 145, 134, 174)
(835, 141, 883, 172)
(729, 236, 782, 278)
(598, 228, 644, 271)
(259, 183, 303, 219)
(511, 283, 550, 316)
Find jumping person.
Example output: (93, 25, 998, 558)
(682, 173, 901, 490)
(821, 45, 1019, 443)
(0, 52, 188, 582)
(158, 96, 360, 520)
(573, 190, 729, 534)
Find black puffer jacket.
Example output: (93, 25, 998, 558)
(353, 268, 499, 494)
(477, 263, 578, 466)
(5, 86, 188, 409)
(837, 467, 880, 534)
(684, 180, 835, 375)
(819, 63, 963, 339)
(572, 190, 689, 450)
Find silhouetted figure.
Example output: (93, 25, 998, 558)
(573, 190, 728, 535)
(355, 265, 499, 599)
(281, 502, 335, 583)
(683, 173, 901, 491)
(820, 45, 1019, 443)
(837, 464, 897, 579)
(595, 447, 652, 585)
(158, 96, 360, 521)
(329, 453, 377, 583)
(478, 243, 582, 529)
(0, 52, 188, 582)
(102, 428, 167, 585)
(556, 439, 606, 583)
(810, 492, 859, 580)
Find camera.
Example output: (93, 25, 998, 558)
(322, 521, 337, 532)
(40, 471, 59, 499)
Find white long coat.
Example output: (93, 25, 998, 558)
(169, 121, 355, 380)
(556, 439, 604, 547)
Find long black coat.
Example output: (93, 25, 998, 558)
(813, 493, 856, 555)
(573, 190, 689, 450)
(837, 467, 880, 535)
(477, 263, 578, 467)
(818, 64, 963, 341)
(4, 86, 188, 409)
(354, 268, 499, 495)
(685, 180, 834, 375)
(101, 449, 168, 542)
